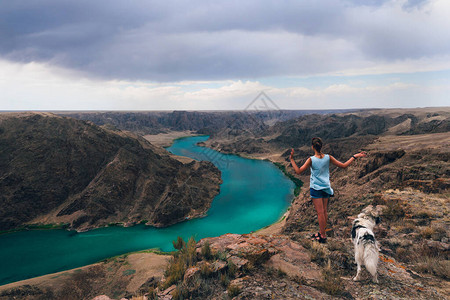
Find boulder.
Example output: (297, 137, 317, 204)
(228, 256, 249, 270)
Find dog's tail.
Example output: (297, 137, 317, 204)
(364, 243, 379, 278)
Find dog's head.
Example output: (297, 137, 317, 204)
(357, 205, 385, 225)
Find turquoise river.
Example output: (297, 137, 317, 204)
(0, 135, 294, 286)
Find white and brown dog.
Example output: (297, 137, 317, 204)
(351, 205, 383, 283)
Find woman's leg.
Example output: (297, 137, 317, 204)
(312, 198, 326, 238)
(322, 197, 329, 224)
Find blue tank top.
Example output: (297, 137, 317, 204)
(310, 154, 334, 195)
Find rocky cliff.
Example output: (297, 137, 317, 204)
(1, 108, 448, 299)
(58, 110, 351, 136)
(0, 113, 221, 232)
(204, 108, 450, 160)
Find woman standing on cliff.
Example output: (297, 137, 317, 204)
(290, 137, 367, 243)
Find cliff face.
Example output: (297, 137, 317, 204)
(58, 110, 349, 136)
(0, 113, 221, 231)
(204, 108, 450, 159)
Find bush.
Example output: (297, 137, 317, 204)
(201, 241, 213, 260)
(182, 237, 197, 267)
(220, 274, 230, 287)
(420, 224, 447, 241)
(163, 258, 186, 289)
(309, 242, 329, 265)
(200, 263, 213, 278)
(396, 222, 415, 234)
(383, 199, 405, 221)
(227, 284, 241, 298)
(215, 250, 228, 261)
(172, 284, 188, 300)
(227, 260, 238, 278)
(316, 261, 345, 296)
(163, 236, 198, 289)
(173, 236, 186, 251)
(414, 257, 450, 280)
(147, 287, 158, 300)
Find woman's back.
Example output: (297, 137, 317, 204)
(310, 154, 333, 194)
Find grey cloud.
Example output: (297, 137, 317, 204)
(0, 0, 448, 81)
(402, 0, 429, 10)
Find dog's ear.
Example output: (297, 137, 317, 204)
(362, 205, 374, 215)
(374, 205, 386, 215)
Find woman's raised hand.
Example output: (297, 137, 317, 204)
(290, 148, 294, 160)
(354, 151, 368, 158)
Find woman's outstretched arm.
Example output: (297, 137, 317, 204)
(329, 151, 367, 169)
(290, 149, 312, 174)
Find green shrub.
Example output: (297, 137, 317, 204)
(182, 236, 197, 267)
(227, 260, 238, 278)
(200, 263, 213, 278)
(201, 241, 213, 260)
(215, 250, 228, 261)
(163, 258, 186, 289)
(163, 236, 198, 289)
(227, 284, 241, 298)
(220, 274, 230, 287)
(173, 236, 186, 250)
(172, 284, 188, 300)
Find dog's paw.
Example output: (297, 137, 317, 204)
(353, 276, 361, 281)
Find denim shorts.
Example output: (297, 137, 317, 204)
(310, 188, 332, 199)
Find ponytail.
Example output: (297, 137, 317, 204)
(312, 137, 323, 152)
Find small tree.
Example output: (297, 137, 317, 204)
(173, 236, 185, 250)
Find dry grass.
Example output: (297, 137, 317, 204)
(316, 261, 345, 296)
(395, 221, 416, 234)
(201, 241, 213, 260)
(200, 263, 213, 278)
(172, 284, 188, 300)
(309, 241, 329, 265)
(220, 273, 230, 287)
(227, 284, 241, 298)
(383, 199, 406, 221)
(163, 236, 197, 289)
(414, 257, 450, 280)
(226, 260, 237, 278)
(420, 224, 447, 241)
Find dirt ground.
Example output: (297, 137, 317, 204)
(0, 252, 171, 298)
(143, 130, 199, 148)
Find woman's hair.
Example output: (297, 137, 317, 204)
(312, 137, 323, 152)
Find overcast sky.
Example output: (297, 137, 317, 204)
(1, 0, 449, 110)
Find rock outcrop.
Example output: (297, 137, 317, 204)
(0, 113, 221, 231)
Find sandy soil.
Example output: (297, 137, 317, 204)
(368, 131, 450, 152)
(256, 211, 289, 236)
(0, 252, 171, 294)
(144, 131, 202, 163)
(143, 130, 199, 148)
